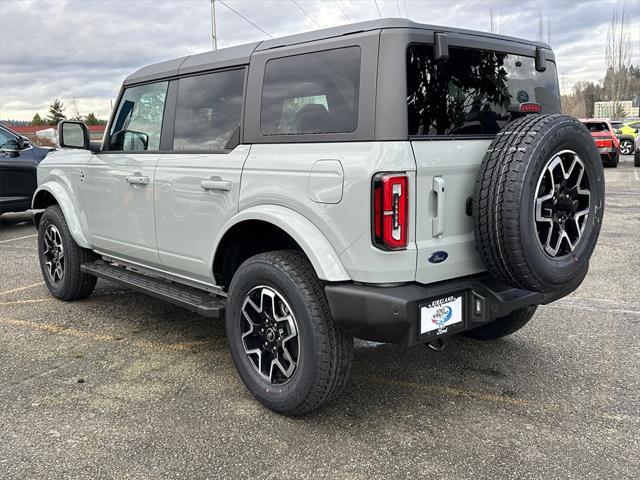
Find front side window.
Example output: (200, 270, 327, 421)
(173, 69, 244, 151)
(108, 81, 168, 151)
(261, 47, 361, 135)
(407, 45, 560, 136)
(0, 129, 16, 148)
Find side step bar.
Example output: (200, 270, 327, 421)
(81, 261, 226, 318)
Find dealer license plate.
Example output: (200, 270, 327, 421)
(420, 295, 463, 335)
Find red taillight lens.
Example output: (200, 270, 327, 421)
(595, 138, 613, 148)
(520, 102, 542, 113)
(372, 173, 408, 250)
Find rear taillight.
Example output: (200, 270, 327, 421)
(520, 102, 542, 113)
(595, 138, 613, 148)
(372, 173, 408, 250)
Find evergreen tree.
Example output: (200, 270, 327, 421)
(46, 98, 66, 125)
(85, 112, 99, 125)
(32, 113, 45, 126)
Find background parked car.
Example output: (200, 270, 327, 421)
(0, 124, 53, 214)
(580, 118, 620, 167)
(612, 119, 640, 155)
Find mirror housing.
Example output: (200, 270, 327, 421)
(0, 139, 21, 157)
(58, 120, 90, 150)
(110, 130, 149, 151)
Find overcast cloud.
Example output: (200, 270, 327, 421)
(1, 0, 639, 121)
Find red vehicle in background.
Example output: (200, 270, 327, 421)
(580, 118, 620, 168)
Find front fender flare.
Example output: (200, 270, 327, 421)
(214, 205, 350, 282)
(32, 183, 90, 248)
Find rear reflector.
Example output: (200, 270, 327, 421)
(520, 102, 542, 113)
(372, 173, 408, 250)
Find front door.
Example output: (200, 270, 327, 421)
(84, 81, 169, 268)
(154, 68, 247, 285)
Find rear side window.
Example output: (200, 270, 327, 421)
(407, 44, 560, 136)
(260, 47, 360, 135)
(173, 69, 245, 151)
(109, 81, 168, 151)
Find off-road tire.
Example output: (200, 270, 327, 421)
(462, 306, 537, 340)
(226, 250, 353, 416)
(38, 205, 97, 300)
(473, 114, 605, 293)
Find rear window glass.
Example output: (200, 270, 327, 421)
(261, 47, 360, 135)
(582, 122, 610, 132)
(407, 44, 560, 136)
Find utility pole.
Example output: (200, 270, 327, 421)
(211, 0, 218, 50)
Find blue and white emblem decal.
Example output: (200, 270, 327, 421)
(428, 251, 448, 264)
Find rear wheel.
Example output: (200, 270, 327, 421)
(462, 306, 537, 340)
(226, 250, 353, 416)
(38, 205, 97, 300)
(619, 139, 633, 155)
(605, 152, 619, 168)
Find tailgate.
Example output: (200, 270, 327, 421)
(412, 139, 489, 284)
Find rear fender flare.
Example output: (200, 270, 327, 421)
(213, 205, 350, 282)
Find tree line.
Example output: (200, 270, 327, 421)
(31, 98, 108, 126)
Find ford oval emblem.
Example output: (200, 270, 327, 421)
(428, 251, 448, 264)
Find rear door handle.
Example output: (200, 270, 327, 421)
(126, 173, 149, 186)
(432, 176, 445, 237)
(200, 177, 231, 192)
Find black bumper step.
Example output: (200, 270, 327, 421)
(81, 261, 226, 318)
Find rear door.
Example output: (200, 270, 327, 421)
(0, 127, 39, 212)
(154, 68, 248, 285)
(406, 43, 561, 284)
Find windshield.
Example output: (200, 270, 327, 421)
(407, 44, 561, 136)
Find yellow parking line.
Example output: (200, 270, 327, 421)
(0, 282, 44, 296)
(0, 298, 53, 306)
(367, 377, 537, 408)
(0, 317, 216, 354)
(0, 234, 37, 244)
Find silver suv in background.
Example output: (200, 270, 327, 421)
(32, 19, 604, 415)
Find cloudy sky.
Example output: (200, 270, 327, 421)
(1, 0, 639, 121)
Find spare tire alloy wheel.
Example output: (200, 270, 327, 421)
(473, 114, 605, 293)
(241, 286, 299, 384)
(42, 224, 65, 284)
(534, 150, 591, 258)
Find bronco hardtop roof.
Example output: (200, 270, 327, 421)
(124, 18, 552, 86)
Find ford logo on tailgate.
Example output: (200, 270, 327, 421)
(428, 251, 448, 264)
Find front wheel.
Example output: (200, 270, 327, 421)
(462, 306, 537, 340)
(226, 250, 353, 416)
(38, 205, 97, 300)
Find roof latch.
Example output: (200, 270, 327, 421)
(434, 33, 449, 61)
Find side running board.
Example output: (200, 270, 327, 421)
(81, 261, 226, 318)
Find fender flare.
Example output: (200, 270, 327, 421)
(213, 205, 351, 282)
(31, 183, 91, 248)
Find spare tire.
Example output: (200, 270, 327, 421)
(473, 114, 604, 293)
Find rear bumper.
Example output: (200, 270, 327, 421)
(325, 273, 583, 346)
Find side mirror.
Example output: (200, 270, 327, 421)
(111, 129, 149, 151)
(0, 139, 21, 157)
(58, 120, 90, 150)
(635, 129, 639, 134)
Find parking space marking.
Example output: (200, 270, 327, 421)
(0, 282, 44, 296)
(634, 169, 639, 182)
(0, 234, 37, 244)
(549, 303, 640, 316)
(0, 317, 218, 354)
(0, 298, 53, 306)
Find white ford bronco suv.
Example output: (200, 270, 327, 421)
(33, 19, 604, 415)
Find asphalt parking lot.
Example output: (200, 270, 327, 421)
(1, 157, 639, 480)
